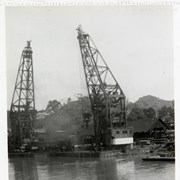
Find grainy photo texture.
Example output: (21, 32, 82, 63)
(6, 6, 175, 180)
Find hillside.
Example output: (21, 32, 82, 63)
(34, 95, 174, 136)
(8, 95, 173, 136)
(132, 95, 173, 111)
(127, 95, 174, 132)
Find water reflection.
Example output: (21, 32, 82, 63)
(115, 159, 135, 180)
(95, 158, 135, 180)
(9, 158, 38, 180)
(9, 155, 175, 180)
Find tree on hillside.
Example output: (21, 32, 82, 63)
(127, 107, 146, 121)
(143, 107, 156, 119)
(46, 100, 62, 113)
(67, 97, 71, 104)
(158, 106, 174, 122)
(76, 94, 91, 114)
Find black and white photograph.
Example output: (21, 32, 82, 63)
(0, 3, 178, 180)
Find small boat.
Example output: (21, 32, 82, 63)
(142, 156, 175, 162)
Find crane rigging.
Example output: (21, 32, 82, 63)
(77, 26, 133, 149)
(9, 41, 36, 150)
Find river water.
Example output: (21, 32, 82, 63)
(8, 154, 175, 180)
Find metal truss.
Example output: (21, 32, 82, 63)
(77, 26, 126, 146)
(10, 41, 36, 148)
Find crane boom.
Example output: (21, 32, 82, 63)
(77, 26, 132, 148)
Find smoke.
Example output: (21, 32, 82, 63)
(35, 96, 91, 142)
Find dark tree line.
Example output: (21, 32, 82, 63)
(127, 105, 174, 122)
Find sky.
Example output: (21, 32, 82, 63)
(5, 6, 174, 110)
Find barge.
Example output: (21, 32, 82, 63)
(48, 150, 129, 158)
(8, 152, 34, 158)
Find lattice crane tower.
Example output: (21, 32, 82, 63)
(9, 41, 36, 149)
(77, 26, 133, 148)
